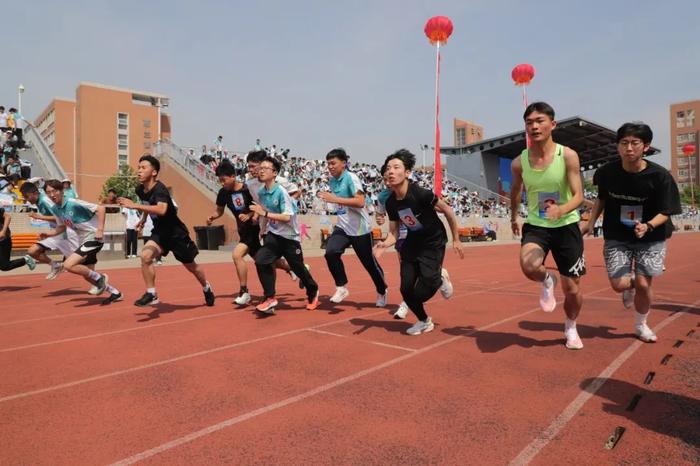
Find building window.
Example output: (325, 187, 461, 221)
(118, 154, 128, 167)
(118, 112, 129, 131)
(456, 128, 466, 146)
(144, 142, 152, 149)
(143, 119, 152, 128)
(686, 109, 695, 127)
(144, 132, 152, 139)
(676, 111, 685, 128)
(118, 134, 127, 143)
(118, 144, 128, 151)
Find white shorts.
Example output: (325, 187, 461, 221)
(38, 230, 80, 258)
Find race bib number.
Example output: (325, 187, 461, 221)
(620, 205, 643, 227)
(538, 192, 560, 218)
(231, 193, 245, 211)
(398, 208, 423, 231)
(336, 206, 347, 215)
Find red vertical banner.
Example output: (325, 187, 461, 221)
(434, 42, 442, 197)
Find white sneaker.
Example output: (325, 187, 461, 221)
(407, 317, 434, 336)
(565, 327, 584, 350)
(539, 273, 558, 312)
(234, 292, 251, 306)
(88, 285, 100, 295)
(46, 262, 64, 280)
(394, 301, 409, 320)
(376, 291, 388, 307)
(635, 323, 657, 343)
(330, 286, 349, 304)
(622, 276, 636, 309)
(439, 268, 453, 299)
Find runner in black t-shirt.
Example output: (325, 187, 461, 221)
(118, 155, 215, 307)
(582, 122, 682, 343)
(0, 206, 37, 272)
(207, 161, 260, 305)
(373, 149, 464, 335)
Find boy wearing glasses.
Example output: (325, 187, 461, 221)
(582, 122, 681, 342)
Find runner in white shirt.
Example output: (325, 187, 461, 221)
(318, 148, 387, 306)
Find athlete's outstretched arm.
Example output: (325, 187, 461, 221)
(435, 199, 464, 259)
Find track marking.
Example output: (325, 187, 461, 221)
(109, 307, 541, 466)
(307, 328, 417, 352)
(508, 297, 700, 466)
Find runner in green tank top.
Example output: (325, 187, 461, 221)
(510, 102, 586, 350)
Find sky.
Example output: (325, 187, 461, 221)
(3, 0, 700, 168)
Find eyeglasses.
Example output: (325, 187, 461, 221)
(258, 166, 274, 172)
(618, 140, 644, 147)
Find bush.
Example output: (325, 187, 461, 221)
(101, 165, 139, 201)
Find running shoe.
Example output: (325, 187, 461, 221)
(635, 323, 657, 343)
(539, 273, 558, 312)
(94, 274, 108, 295)
(565, 327, 584, 350)
(135, 292, 159, 306)
(306, 290, 320, 311)
(376, 290, 388, 307)
(330, 286, 349, 304)
(46, 262, 63, 280)
(24, 255, 36, 271)
(622, 275, 636, 309)
(393, 301, 409, 320)
(204, 288, 215, 307)
(256, 297, 278, 314)
(439, 268, 453, 299)
(101, 292, 123, 306)
(234, 292, 251, 306)
(88, 285, 100, 295)
(407, 317, 434, 336)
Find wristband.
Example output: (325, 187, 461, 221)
(645, 222, 654, 232)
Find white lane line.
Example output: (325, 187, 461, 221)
(109, 307, 541, 466)
(307, 328, 417, 353)
(508, 297, 700, 466)
(0, 309, 387, 404)
(0, 311, 242, 353)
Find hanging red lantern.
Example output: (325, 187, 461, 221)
(511, 63, 535, 86)
(683, 143, 696, 156)
(424, 16, 453, 45)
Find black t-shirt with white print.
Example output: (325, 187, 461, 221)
(386, 182, 447, 257)
(593, 160, 681, 242)
(136, 181, 189, 236)
(215, 185, 256, 233)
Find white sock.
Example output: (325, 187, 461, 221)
(87, 270, 101, 281)
(203, 282, 211, 292)
(147, 287, 156, 295)
(565, 319, 577, 332)
(543, 272, 553, 287)
(51, 260, 59, 268)
(106, 285, 120, 294)
(635, 311, 648, 326)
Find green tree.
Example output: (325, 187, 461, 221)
(101, 164, 139, 201)
(680, 184, 699, 207)
(583, 178, 597, 194)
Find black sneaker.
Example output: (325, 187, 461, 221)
(135, 292, 159, 306)
(95, 274, 108, 295)
(204, 288, 215, 307)
(101, 292, 123, 306)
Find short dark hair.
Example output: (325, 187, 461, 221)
(380, 163, 388, 176)
(139, 155, 160, 173)
(20, 182, 39, 196)
(9, 108, 16, 113)
(215, 160, 237, 177)
(524, 101, 555, 120)
(384, 149, 416, 171)
(616, 122, 653, 144)
(45, 179, 64, 191)
(246, 150, 267, 163)
(108, 189, 117, 195)
(326, 148, 349, 162)
(261, 156, 281, 173)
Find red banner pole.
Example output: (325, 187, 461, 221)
(523, 86, 531, 148)
(434, 41, 442, 197)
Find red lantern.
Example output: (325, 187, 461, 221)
(424, 16, 453, 45)
(511, 63, 535, 86)
(683, 143, 696, 156)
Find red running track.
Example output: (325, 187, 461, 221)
(0, 234, 698, 465)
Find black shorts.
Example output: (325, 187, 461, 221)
(149, 231, 199, 264)
(522, 222, 586, 277)
(238, 225, 261, 258)
(74, 240, 104, 266)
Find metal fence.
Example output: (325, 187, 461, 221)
(153, 141, 220, 195)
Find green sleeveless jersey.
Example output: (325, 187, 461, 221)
(520, 144, 580, 228)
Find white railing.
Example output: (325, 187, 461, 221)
(22, 124, 68, 181)
(444, 171, 511, 204)
(154, 141, 220, 195)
